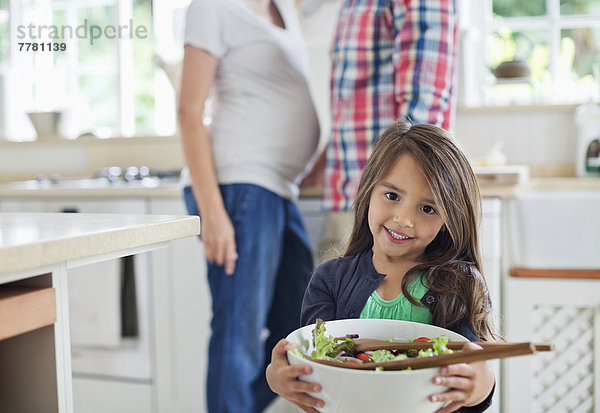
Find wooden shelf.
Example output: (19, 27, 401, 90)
(0, 287, 56, 341)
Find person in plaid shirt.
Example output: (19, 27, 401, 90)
(302, 0, 457, 261)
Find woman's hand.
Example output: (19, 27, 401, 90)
(266, 339, 325, 413)
(200, 206, 238, 275)
(178, 46, 237, 274)
(429, 342, 495, 413)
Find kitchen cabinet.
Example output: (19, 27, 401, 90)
(0, 195, 211, 412)
(0, 198, 155, 412)
(501, 189, 600, 413)
(0, 212, 199, 412)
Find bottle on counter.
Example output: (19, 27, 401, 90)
(575, 101, 600, 177)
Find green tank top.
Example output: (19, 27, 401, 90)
(360, 275, 432, 324)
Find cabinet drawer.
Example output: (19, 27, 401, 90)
(0, 287, 56, 341)
(73, 377, 152, 413)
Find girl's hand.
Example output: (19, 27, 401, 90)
(266, 339, 325, 413)
(200, 208, 238, 275)
(429, 342, 495, 413)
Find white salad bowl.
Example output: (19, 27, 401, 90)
(286, 318, 468, 413)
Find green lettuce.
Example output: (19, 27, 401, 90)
(311, 318, 355, 360)
(417, 334, 454, 357)
(370, 349, 408, 363)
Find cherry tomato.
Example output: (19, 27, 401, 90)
(343, 359, 359, 364)
(356, 353, 372, 362)
(414, 336, 431, 342)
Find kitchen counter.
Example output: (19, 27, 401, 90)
(0, 212, 200, 412)
(517, 176, 600, 191)
(0, 175, 600, 200)
(0, 212, 199, 275)
(1, 176, 599, 200)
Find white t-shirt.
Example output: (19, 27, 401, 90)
(184, 0, 320, 200)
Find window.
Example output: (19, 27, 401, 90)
(0, 0, 188, 141)
(459, 0, 600, 107)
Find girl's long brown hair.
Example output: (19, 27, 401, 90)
(344, 121, 497, 341)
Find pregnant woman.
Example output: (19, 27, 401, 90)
(178, 1, 321, 412)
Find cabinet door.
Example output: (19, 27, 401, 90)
(481, 198, 502, 329)
(73, 377, 152, 413)
(503, 278, 600, 413)
(149, 198, 210, 412)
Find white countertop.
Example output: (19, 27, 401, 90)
(0, 212, 200, 276)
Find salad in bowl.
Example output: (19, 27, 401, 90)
(286, 318, 468, 413)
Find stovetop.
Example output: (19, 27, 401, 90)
(3, 167, 182, 193)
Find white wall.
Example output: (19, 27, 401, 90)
(298, 0, 340, 149)
(455, 106, 577, 172)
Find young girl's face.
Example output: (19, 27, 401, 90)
(368, 153, 445, 267)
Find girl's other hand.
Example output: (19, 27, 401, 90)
(200, 208, 238, 275)
(429, 342, 495, 413)
(266, 339, 325, 413)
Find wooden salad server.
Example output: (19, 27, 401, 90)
(312, 342, 547, 371)
(351, 338, 554, 353)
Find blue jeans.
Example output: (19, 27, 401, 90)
(184, 184, 313, 413)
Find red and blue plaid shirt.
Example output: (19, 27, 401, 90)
(323, 0, 457, 211)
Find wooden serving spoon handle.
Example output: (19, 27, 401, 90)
(313, 342, 539, 371)
(352, 338, 553, 353)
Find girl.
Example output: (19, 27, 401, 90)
(266, 121, 497, 413)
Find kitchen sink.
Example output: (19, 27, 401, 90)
(507, 190, 600, 269)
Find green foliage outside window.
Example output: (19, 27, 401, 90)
(489, 28, 548, 70)
(133, 0, 155, 135)
(79, 73, 118, 134)
(76, 5, 118, 135)
(493, 0, 545, 17)
(0, 21, 8, 65)
(0, 1, 7, 66)
(561, 0, 600, 15)
(77, 6, 118, 66)
(562, 27, 600, 78)
(51, 10, 68, 66)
